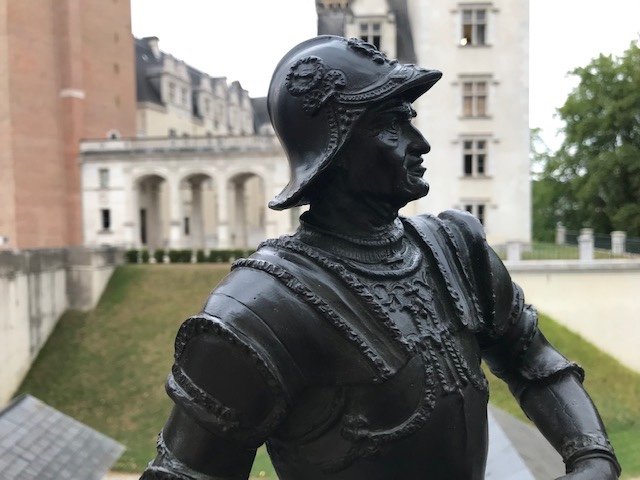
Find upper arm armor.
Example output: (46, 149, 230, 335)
(436, 210, 584, 402)
(167, 311, 290, 447)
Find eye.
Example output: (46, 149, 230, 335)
(384, 117, 399, 133)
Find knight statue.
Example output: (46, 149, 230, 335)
(140, 36, 621, 480)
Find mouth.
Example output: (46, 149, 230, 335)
(406, 156, 427, 176)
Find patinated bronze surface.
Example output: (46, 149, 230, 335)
(140, 36, 621, 479)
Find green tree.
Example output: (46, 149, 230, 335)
(531, 128, 562, 241)
(539, 41, 640, 237)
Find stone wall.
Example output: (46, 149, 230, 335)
(0, 247, 122, 404)
(506, 260, 640, 372)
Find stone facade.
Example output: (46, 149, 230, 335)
(0, 0, 136, 249)
(80, 136, 295, 250)
(318, 0, 531, 244)
(81, 38, 293, 250)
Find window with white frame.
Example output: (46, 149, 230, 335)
(98, 168, 110, 189)
(462, 138, 487, 176)
(462, 80, 488, 117)
(460, 7, 487, 46)
(168, 82, 176, 103)
(360, 21, 382, 50)
(464, 203, 486, 225)
(181, 87, 189, 106)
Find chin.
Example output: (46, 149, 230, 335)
(390, 180, 429, 209)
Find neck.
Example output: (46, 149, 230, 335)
(305, 181, 402, 238)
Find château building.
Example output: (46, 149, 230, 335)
(80, 0, 530, 250)
(317, 0, 531, 243)
(80, 37, 291, 250)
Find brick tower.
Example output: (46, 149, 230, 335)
(0, 0, 136, 249)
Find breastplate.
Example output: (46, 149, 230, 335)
(265, 223, 490, 479)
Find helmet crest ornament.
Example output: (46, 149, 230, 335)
(346, 37, 395, 65)
(285, 56, 347, 116)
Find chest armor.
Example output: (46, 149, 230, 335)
(244, 216, 491, 477)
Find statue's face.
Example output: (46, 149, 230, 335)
(343, 99, 431, 207)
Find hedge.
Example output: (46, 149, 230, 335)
(124, 249, 255, 264)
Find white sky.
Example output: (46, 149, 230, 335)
(131, 0, 640, 149)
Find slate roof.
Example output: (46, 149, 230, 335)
(251, 97, 271, 132)
(0, 395, 124, 480)
(135, 37, 261, 128)
(316, 0, 417, 63)
(135, 38, 162, 105)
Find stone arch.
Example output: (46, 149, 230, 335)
(178, 171, 219, 249)
(134, 172, 170, 249)
(226, 170, 267, 248)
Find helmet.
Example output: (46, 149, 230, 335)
(267, 35, 442, 210)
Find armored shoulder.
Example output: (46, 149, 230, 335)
(423, 210, 583, 401)
(436, 209, 514, 337)
(405, 209, 512, 334)
(167, 310, 292, 447)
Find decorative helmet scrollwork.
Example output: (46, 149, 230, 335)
(267, 35, 442, 210)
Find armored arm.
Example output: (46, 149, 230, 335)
(480, 250, 620, 478)
(140, 312, 290, 480)
(438, 210, 620, 478)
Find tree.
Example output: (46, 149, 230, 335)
(531, 129, 562, 242)
(536, 41, 640, 238)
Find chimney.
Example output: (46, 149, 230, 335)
(144, 36, 161, 59)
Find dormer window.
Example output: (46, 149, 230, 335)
(460, 7, 487, 46)
(360, 22, 381, 50)
(168, 82, 176, 103)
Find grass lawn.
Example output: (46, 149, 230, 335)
(17, 265, 640, 478)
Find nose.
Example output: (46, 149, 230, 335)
(408, 125, 431, 155)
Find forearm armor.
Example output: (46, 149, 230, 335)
(482, 295, 620, 476)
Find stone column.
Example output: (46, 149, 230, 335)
(234, 180, 247, 248)
(123, 176, 138, 248)
(506, 241, 522, 262)
(191, 182, 204, 249)
(578, 228, 594, 262)
(555, 223, 566, 245)
(611, 231, 626, 256)
(168, 178, 183, 249)
(216, 180, 231, 249)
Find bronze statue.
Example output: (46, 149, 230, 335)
(141, 36, 620, 480)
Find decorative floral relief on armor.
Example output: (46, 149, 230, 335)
(369, 272, 487, 394)
(285, 56, 347, 115)
(340, 265, 488, 458)
(560, 433, 617, 469)
(347, 37, 395, 65)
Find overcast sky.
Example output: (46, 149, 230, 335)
(131, 0, 640, 149)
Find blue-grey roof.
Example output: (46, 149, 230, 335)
(135, 38, 162, 105)
(0, 395, 124, 480)
(135, 37, 261, 128)
(251, 97, 270, 132)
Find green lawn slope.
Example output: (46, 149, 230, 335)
(17, 265, 640, 478)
